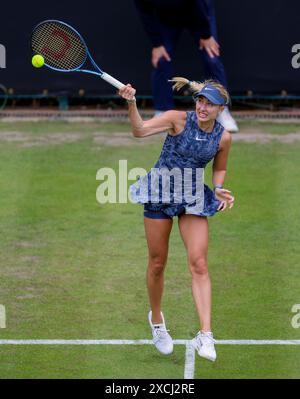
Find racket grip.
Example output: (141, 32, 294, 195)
(101, 72, 125, 90)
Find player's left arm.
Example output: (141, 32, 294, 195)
(212, 130, 235, 210)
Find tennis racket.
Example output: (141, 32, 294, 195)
(30, 20, 125, 90)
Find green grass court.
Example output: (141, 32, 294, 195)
(0, 120, 300, 378)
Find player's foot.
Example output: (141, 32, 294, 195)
(217, 106, 239, 132)
(192, 331, 217, 362)
(148, 310, 173, 355)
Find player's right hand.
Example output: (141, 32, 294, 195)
(119, 84, 136, 101)
(152, 46, 171, 68)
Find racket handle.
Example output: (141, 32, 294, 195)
(101, 72, 125, 90)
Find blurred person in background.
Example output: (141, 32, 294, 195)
(134, 0, 238, 132)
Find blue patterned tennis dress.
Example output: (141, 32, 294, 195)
(129, 111, 224, 218)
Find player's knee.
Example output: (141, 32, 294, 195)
(189, 256, 208, 276)
(148, 254, 167, 276)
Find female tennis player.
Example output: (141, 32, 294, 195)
(119, 77, 234, 362)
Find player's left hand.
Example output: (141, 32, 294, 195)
(199, 36, 220, 58)
(215, 188, 235, 211)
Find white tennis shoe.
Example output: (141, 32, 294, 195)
(148, 311, 173, 355)
(192, 331, 217, 362)
(217, 106, 239, 132)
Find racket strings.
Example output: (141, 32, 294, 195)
(31, 21, 87, 70)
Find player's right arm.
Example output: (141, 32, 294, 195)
(119, 84, 181, 138)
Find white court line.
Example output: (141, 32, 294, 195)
(215, 340, 300, 345)
(184, 343, 196, 379)
(1, 339, 300, 380)
(0, 339, 188, 345)
(0, 339, 185, 345)
(0, 339, 300, 345)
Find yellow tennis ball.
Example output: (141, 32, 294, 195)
(32, 54, 45, 68)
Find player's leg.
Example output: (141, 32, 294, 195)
(179, 215, 217, 361)
(144, 211, 174, 354)
(144, 212, 173, 324)
(152, 26, 181, 113)
(178, 214, 211, 331)
(178, 213, 216, 361)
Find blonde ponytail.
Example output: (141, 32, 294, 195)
(169, 77, 204, 94)
(169, 76, 230, 105)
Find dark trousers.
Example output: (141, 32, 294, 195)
(152, 0, 228, 111)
